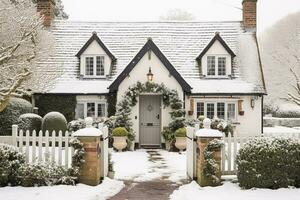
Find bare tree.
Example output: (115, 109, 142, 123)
(160, 9, 195, 21)
(286, 69, 300, 106)
(0, 0, 57, 112)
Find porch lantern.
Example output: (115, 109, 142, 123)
(147, 67, 154, 82)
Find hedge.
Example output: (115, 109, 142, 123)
(236, 137, 300, 189)
(35, 95, 76, 122)
(0, 98, 32, 135)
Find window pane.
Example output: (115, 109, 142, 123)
(217, 103, 225, 119)
(97, 103, 106, 117)
(196, 102, 204, 118)
(87, 103, 95, 117)
(206, 103, 215, 119)
(85, 57, 94, 76)
(207, 56, 215, 76)
(227, 103, 236, 120)
(218, 57, 226, 76)
(75, 103, 84, 119)
(96, 56, 105, 76)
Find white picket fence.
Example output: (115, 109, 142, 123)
(187, 126, 300, 178)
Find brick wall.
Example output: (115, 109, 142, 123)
(242, 0, 257, 31)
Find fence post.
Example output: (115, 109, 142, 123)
(100, 124, 108, 179)
(12, 125, 18, 147)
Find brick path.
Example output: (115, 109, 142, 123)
(109, 150, 189, 200)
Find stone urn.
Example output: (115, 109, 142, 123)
(113, 136, 127, 152)
(175, 137, 186, 151)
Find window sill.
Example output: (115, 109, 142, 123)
(203, 75, 231, 79)
(81, 75, 107, 79)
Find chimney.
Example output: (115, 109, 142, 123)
(242, 0, 257, 31)
(37, 0, 55, 27)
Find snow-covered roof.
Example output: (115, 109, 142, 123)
(37, 20, 265, 94)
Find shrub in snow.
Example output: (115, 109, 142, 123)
(42, 112, 67, 133)
(67, 118, 86, 132)
(112, 127, 129, 137)
(18, 113, 42, 132)
(0, 98, 32, 135)
(0, 144, 26, 186)
(236, 137, 300, 189)
(175, 128, 186, 137)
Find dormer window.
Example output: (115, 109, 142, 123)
(84, 56, 105, 77)
(207, 56, 227, 77)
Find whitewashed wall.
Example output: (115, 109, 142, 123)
(186, 95, 262, 137)
(117, 50, 184, 143)
(80, 40, 112, 77)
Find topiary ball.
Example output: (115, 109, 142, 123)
(18, 113, 42, 133)
(0, 98, 32, 135)
(42, 112, 67, 134)
(112, 127, 128, 137)
(175, 128, 186, 137)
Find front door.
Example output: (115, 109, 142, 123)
(139, 95, 161, 147)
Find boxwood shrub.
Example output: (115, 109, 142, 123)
(18, 113, 42, 132)
(175, 128, 186, 137)
(112, 127, 128, 137)
(0, 98, 32, 135)
(35, 95, 76, 122)
(236, 137, 300, 189)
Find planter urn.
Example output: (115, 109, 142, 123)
(113, 136, 127, 152)
(175, 136, 186, 151)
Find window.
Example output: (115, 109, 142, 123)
(85, 57, 94, 76)
(207, 56, 215, 76)
(227, 103, 236, 121)
(196, 102, 204, 117)
(206, 103, 215, 119)
(206, 56, 227, 77)
(196, 101, 236, 121)
(218, 57, 226, 76)
(96, 56, 105, 76)
(84, 56, 105, 77)
(75, 102, 106, 119)
(217, 103, 225, 119)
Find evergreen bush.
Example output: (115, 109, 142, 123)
(0, 144, 26, 186)
(236, 137, 300, 189)
(175, 128, 186, 137)
(35, 95, 76, 122)
(42, 112, 67, 133)
(18, 113, 42, 132)
(0, 98, 32, 135)
(112, 127, 129, 137)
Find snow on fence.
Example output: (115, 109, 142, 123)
(0, 125, 74, 168)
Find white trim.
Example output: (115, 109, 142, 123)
(205, 54, 230, 78)
(83, 54, 106, 78)
(76, 97, 107, 119)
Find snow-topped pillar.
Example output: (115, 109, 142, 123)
(195, 118, 223, 187)
(73, 118, 105, 186)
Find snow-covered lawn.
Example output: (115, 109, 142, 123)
(170, 181, 300, 200)
(0, 178, 124, 200)
(111, 149, 187, 183)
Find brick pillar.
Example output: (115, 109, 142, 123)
(242, 0, 257, 31)
(37, 0, 55, 27)
(196, 137, 222, 186)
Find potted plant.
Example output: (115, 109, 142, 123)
(112, 127, 128, 152)
(174, 128, 187, 152)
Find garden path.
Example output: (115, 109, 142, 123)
(109, 150, 190, 200)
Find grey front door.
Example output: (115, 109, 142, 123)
(139, 95, 161, 147)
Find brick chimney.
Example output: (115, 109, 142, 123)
(37, 0, 55, 27)
(242, 0, 257, 31)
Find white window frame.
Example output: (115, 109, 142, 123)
(206, 55, 228, 78)
(76, 101, 107, 119)
(196, 100, 237, 122)
(83, 55, 105, 78)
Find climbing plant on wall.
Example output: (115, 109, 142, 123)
(114, 81, 185, 145)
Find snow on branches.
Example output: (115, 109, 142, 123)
(0, 0, 58, 112)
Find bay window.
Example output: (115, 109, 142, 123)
(75, 101, 106, 119)
(196, 101, 237, 121)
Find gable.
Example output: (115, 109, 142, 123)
(109, 39, 192, 93)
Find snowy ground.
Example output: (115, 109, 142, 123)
(111, 149, 187, 183)
(0, 178, 124, 200)
(263, 126, 300, 135)
(170, 180, 300, 200)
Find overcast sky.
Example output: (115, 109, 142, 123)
(62, 0, 300, 33)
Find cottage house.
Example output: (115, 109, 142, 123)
(34, 0, 266, 148)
